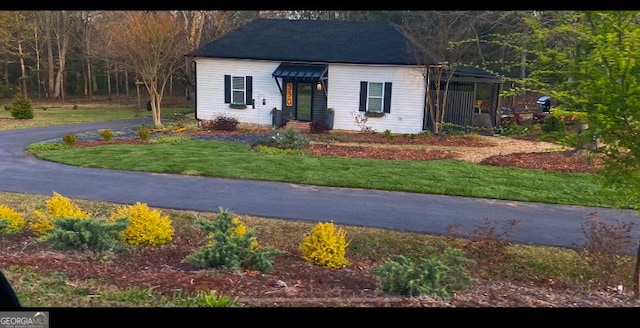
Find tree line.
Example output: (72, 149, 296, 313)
(0, 11, 534, 102)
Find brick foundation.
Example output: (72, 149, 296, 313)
(284, 120, 311, 133)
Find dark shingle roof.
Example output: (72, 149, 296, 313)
(188, 18, 419, 65)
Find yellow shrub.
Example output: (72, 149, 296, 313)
(45, 192, 90, 219)
(98, 129, 114, 141)
(0, 204, 25, 234)
(299, 221, 350, 269)
(208, 217, 258, 249)
(109, 202, 174, 246)
(27, 192, 90, 236)
(28, 210, 52, 236)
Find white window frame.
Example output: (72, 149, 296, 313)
(231, 76, 246, 105)
(367, 82, 384, 113)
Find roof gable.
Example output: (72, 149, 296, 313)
(189, 18, 419, 65)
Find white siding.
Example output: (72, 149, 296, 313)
(195, 58, 283, 125)
(327, 64, 426, 134)
(195, 59, 426, 133)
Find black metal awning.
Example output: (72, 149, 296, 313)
(272, 63, 327, 81)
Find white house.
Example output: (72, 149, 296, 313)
(187, 18, 502, 134)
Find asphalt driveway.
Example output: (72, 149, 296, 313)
(1, 118, 639, 252)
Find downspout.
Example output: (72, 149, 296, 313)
(192, 59, 199, 123)
(422, 69, 428, 131)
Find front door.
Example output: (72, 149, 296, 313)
(296, 83, 312, 121)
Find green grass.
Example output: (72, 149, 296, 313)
(30, 139, 631, 209)
(2, 266, 241, 307)
(3, 103, 639, 306)
(0, 99, 193, 131)
(0, 107, 141, 130)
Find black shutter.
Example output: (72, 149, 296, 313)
(383, 82, 392, 113)
(359, 81, 367, 112)
(224, 75, 231, 104)
(245, 76, 253, 105)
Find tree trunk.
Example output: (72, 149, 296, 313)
(124, 69, 129, 96)
(87, 59, 93, 100)
(114, 63, 119, 97)
(105, 59, 111, 99)
(16, 29, 28, 97)
(44, 13, 54, 98)
(633, 240, 640, 301)
(34, 22, 42, 99)
(3, 59, 8, 86)
(52, 11, 69, 101)
(83, 63, 88, 96)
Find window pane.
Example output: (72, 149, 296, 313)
(232, 77, 244, 89)
(369, 82, 383, 97)
(232, 91, 244, 103)
(368, 98, 382, 112)
(232, 76, 245, 104)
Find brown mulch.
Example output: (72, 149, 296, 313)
(480, 151, 605, 173)
(6, 130, 630, 308)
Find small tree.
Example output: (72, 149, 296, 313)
(7, 95, 33, 120)
(109, 11, 190, 127)
(183, 207, 283, 273)
(498, 11, 640, 300)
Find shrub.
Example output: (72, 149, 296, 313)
(37, 217, 130, 252)
(0, 204, 25, 234)
(271, 128, 309, 150)
(137, 129, 151, 141)
(299, 221, 349, 269)
(576, 212, 636, 288)
(173, 290, 242, 307)
(7, 95, 33, 119)
(98, 129, 114, 141)
(108, 202, 174, 246)
(309, 120, 329, 134)
(62, 134, 77, 145)
(542, 114, 565, 133)
(371, 248, 476, 300)
(183, 207, 283, 273)
(207, 215, 259, 250)
(383, 129, 394, 139)
(446, 218, 520, 266)
(201, 113, 239, 131)
(28, 192, 90, 236)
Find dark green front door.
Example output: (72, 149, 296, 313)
(296, 83, 312, 121)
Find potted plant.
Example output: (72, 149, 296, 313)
(324, 107, 334, 130)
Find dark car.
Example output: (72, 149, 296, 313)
(536, 96, 552, 112)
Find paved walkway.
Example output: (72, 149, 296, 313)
(1, 118, 639, 253)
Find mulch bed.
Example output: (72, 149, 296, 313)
(480, 150, 605, 173)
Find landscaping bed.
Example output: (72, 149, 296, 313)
(3, 127, 623, 308)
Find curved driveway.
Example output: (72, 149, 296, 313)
(1, 118, 639, 252)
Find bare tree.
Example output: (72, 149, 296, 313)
(109, 11, 189, 127)
(0, 11, 34, 97)
(52, 11, 72, 100)
(401, 11, 500, 134)
(75, 11, 103, 100)
(177, 11, 257, 105)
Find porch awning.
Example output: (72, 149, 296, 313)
(272, 63, 327, 81)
